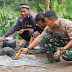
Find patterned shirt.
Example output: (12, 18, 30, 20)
(41, 19, 72, 40)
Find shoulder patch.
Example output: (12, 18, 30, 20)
(19, 18, 23, 22)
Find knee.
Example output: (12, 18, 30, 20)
(29, 29, 34, 36)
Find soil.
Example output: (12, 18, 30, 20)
(0, 39, 72, 72)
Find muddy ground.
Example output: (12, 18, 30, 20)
(0, 39, 72, 72)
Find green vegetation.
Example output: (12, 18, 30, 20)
(0, 0, 72, 39)
(0, 8, 20, 38)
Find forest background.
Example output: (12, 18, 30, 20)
(0, 0, 72, 39)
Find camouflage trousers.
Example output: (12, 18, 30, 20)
(44, 34, 72, 61)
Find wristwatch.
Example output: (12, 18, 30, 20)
(27, 47, 30, 50)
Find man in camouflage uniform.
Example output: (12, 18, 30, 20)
(19, 10, 72, 63)
(43, 10, 72, 62)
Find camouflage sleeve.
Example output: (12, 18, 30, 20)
(66, 20, 72, 39)
(41, 26, 49, 38)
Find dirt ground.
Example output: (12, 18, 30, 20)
(0, 39, 72, 72)
(0, 53, 72, 72)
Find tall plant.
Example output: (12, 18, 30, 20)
(54, 0, 72, 21)
(65, 0, 72, 18)
(0, 8, 21, 39)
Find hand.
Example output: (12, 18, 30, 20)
(17, 29, 25, 34)
(54, 50, 61, 58)
(19, 48, 30, 54)
(0, 36, 5, 42)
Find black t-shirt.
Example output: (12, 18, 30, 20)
(34, 24, 43, 34)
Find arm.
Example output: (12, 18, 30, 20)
(25, 28, 31, 31)
(29, 35, 44, 49)
(5, 20, 20, 37)
(0, 27, 17, 42)
(0, 18, 20, 42)
(0, 35, 5, 42)
(17, 28, 32, 34)
(18, 14, 36, 35)
(20, 26, 49, 53)
(54, 21, 72, 58)
(20, 35, 44, 53)
(54, 40, 72, 58)
(63, 40, 72, 50)
(29, 31, 40, 45)
(0, 25, 19, 42)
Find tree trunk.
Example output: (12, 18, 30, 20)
(4, 0, 5, 10)
(24, 0, 28, 3)
(45, 0, 49, 11)
(62, 0, 65, 4)
(50, 0, 54, 10)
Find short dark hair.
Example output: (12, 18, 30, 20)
(35, 13, 45, 22)
(44, 10, 58, 20)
